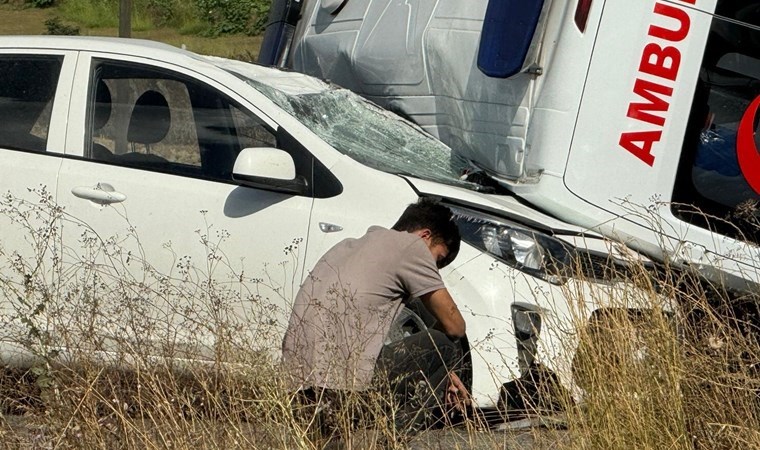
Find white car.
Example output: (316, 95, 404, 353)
(0, 36, 647, 414)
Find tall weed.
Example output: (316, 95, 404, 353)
(558, 211, 760, 449)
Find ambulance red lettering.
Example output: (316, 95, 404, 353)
(627, 78, 674, 127)
(619, 1, 692, 166)
(736, 96, 760, 194)
(649, 3, 690, 42)
(619, 131, 661, 167)
(639, 43, 681, 81)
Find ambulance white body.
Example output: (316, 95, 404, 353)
(276, 0, 760, 292)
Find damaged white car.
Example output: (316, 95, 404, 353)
(0, 36, 650, 421)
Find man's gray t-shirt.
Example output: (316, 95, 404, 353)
(282, 226, 445, 390)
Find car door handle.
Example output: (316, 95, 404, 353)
(71, 184, 127, 205)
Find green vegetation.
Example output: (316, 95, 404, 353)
(29, 0, 55, 7)
(193, 0, 270, 36)
(0, 0, 266, 59)
(44, 16, 80, 35)
(42, 0, 270, 36)
(57, 0, 121, 28)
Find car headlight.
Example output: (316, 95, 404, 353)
(450, 206, 573, 284)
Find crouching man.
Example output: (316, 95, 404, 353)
(281, 198, 469, 432)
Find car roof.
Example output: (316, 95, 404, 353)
(0, 35, 330, 95)
(0, 35, 187, 56)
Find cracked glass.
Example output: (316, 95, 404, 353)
(238, 74, 478, 190)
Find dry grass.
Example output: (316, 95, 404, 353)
(556, 262, 760, 450)
(0, 4, 50, 35)
(2, 7, 758, 445)
(0, 188, 424, 449)
(1, 197, 760, 448)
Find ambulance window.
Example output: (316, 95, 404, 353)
(673, 11, 760, 243)
(715, 2, 760, 28)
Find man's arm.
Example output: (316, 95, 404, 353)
(420, 288, 466, 338)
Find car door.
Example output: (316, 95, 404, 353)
(57, 53, 315, 360)
(0, 49, 76, 360)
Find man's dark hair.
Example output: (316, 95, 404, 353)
(392, 198, 460, 268)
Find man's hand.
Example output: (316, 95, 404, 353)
(445, 372, 471, 413)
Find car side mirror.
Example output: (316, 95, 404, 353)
(232, 147, 308, 195)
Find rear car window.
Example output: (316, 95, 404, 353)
(0, 55, 63, 153)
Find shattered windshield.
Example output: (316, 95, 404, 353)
(239, 75, 477, 189)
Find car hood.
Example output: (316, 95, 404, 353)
(401, 175, 600, 236)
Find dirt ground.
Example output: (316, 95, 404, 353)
(408, 425, 568, 450)
(1, 412, 569, 450)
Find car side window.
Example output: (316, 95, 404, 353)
(87, 60, 277, 182)
(0, 55, 63, 153)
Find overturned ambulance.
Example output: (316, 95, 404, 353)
(261, 0, 760, 414)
